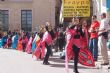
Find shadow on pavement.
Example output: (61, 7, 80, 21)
(50, 63, 97, 69)
(49, 56, 97, 69)
(50, 63, 73, 68)
(49, 57, 65, 63)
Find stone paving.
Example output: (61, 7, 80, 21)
(0, 49, 110, 73)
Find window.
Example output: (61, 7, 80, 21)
(21, 10, 32, 31)
(0, 10, 9, 31)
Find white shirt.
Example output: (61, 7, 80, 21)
(99, 18, 110, 34)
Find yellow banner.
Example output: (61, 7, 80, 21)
(63, 0, 90, 17)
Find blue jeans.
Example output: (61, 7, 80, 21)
(89, 38, 98, 60)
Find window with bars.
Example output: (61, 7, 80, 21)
(0, 10, 9, 31)
(21, 10, 32, 31)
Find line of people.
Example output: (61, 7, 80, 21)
(0, 13, 110, 73)
(0, 22, 66, 65)
(65, 13, 110, 73)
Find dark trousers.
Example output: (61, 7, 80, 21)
(72, 45, 80, 72)
(22, 43, 26, 52)
(43, 43, 51, 63)
(58, 38, 65, 51)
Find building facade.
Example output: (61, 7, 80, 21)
(92, 0, 110, 20)
(0, 0, 55, 32)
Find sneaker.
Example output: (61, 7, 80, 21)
(43, 62, 50, 65)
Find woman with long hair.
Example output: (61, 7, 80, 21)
(42, 24, 52, 65)
(65, 17, 95, 73)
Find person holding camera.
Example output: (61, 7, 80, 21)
(98, 13, 110, 65)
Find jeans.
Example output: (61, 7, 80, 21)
(89, 38, 98, 60)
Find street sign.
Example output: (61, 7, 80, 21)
(63, 0, 90, 17)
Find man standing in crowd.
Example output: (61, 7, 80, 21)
(98, 13, 110, 65)
(89, 15, 100, 61)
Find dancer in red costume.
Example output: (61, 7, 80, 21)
(32, 27, 44, 60)
(22, 35, 28, 52)
(65, 17, 95, 73)
(25, 36, 33, 54)
(42, 25, 52, 65)
(81, 20, 89, 48)
(32, 34, 42, 60)
(17, 37, 23, 51)
(33, 24, 52, 64)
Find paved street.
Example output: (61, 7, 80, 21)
(0, 49, 110, 73)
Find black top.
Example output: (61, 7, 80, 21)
(69, 25, 85, 38)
